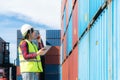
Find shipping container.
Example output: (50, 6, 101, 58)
(78, 0, 89, 37)
(68, 45, 78, 80)
(61, 20, 64, 39)
(46, 39, 61, 46)
(45, 64, 60, 74)
(66, 0, 69, 27)
(46, 46, 60, 56)
(61, 43, 64, 63)
(45, 73, 60, 80)
(63, 7, 67, 33)
(72, 1, 78, 47)
(63, 35, 67, 60)
(17, 30, 23, 39)
(62, 57, 68, 80)
(68, 0, 72, 20)
(112, 0, 120, 79)
(61, 0, 66, 18)
(46, 30, 61, 39)
(45, 55, 60, 64)
(78, 32, 89, 80)
(66, 17, 72, 56)
(89, 0, 105, 21)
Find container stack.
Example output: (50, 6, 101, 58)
(44, 30, 61, 80)
(61, 0, 78, 80)
(61, 0, 120, 80)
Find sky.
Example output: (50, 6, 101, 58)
(0, 0, 61, 64)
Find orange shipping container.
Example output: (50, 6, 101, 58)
(62, 58, 68, 80)
(69, 45, 78, 80)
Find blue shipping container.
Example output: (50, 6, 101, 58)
(45, 73, 60, 80)
(89, 0, 105, 21)
(89, 8, 108, 80)
(112, 0, 120, 79)
(46, 39, 61, 46)
(78, 32, 89, 80)
(78, 0, 89, 37)
(66, 17, 72, 56)
(46, 30, 61, 39)
(45, 64, 60, 74)
(17, 30, 23, 39)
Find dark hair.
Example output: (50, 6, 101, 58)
(23, 28, 34, 39)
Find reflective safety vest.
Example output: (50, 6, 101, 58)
(18, 39, 43, 73)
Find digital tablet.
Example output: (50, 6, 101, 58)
(41, 46, 51, 55)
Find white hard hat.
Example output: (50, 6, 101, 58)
(21, 24, 33, 37)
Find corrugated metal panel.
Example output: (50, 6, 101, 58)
(46, 39, 61, 46)
(72, 1, 78, 47)
(89, 0, 105, 21)
(46, 30, 61, 39)
(78, 0, 89, 37)
(89, 8, 109, 80)
(69, 46, 78, 80)
(78, 32, 89, 80)
(45, 64, 60, 74)
(46, 46, 60, 56)
(45, 55, 60, 64)
(113, 0, 120, 79)
(66, 17, 72, 56)
(62, 58, 68, 80)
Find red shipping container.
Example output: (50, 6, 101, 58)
(45, 55, 60, 64)
(68, 45, 78, 80)
(17, 66, 21, 76)
(45, 46, 60, 56)
(72, 0, 78, 47)
(62, 58, 68, 80)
